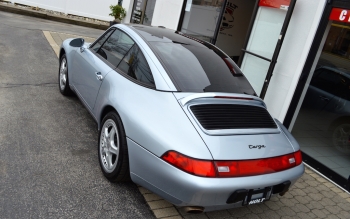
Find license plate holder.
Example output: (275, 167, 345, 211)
(242, 187, 272, 206)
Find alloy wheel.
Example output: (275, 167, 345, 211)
(100, 119, 120, 173)
(333, 124, 350, 155)
(59, 58, 67, 91)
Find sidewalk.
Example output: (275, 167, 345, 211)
(44, 31, 350, 219)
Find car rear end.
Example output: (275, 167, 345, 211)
(164, 93, 304, 211)
(130, 139, 303, 212)
(128, 25, 304, 211)
(129, 93, 304, 212)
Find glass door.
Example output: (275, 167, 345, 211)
(292, 13, 350, 182)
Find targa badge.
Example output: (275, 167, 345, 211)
(249, 145, 266, 149)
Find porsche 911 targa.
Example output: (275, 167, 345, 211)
(58, 24, 304, 212)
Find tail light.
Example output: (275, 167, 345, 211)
(216, 151, 303, 177)
(294, 150, 303, 166)
(161, 150, 302, 178)
(161, 151, 216, 177)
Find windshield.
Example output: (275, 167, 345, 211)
(150, 41, 256, 95)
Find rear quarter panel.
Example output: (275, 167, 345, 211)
(93, 71, 213, 159)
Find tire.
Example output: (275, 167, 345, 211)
(332, 123, 350, 155)
(98, 111, 130, 182)
(58, 54, 72, 96)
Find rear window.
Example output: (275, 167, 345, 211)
(150, 42, 256, 95)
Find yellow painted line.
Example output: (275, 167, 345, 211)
(43, 30, 59, 58)
(49, 31, 96, 42)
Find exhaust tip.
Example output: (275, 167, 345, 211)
(183, 206, 204, 214)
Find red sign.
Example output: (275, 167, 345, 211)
(329, 8, 350, 23)
(259, 0, 290, 9)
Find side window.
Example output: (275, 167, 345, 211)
(311, 69, 345, 96)
(91, 28, 114, 52)
(118, 44, 155, 86)
(339, 76, 350, 101)
(97, 29, 135, 67)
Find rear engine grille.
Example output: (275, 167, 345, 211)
(190, 104, 277, 130)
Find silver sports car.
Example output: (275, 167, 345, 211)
(58, 24, 304, 212)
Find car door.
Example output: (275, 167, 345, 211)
(320, 72, 350, 126)
(71, 28, 115, 110)
(72, 28, 136, 110)
(303, 68, 336, 111)
(303, 68, 347, 130)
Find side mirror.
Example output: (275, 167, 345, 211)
(69, 38, 85, 47)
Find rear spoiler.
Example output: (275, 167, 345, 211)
(178, 93, 266, 107)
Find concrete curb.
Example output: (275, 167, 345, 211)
(0, 3, 109, 30)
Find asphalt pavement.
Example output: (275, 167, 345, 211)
(0, 11, 154, 218)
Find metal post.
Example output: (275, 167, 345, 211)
(237, 0, 260, 67)
(259, 0, 298, 99)
(177, 0, 187, 31)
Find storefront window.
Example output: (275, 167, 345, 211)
(180, 0, 225, 42)
(131, 0, 146, 24)
(130, 0, 156, 25)
(292, 16, 350, 181)
(142, 0, 156, 26)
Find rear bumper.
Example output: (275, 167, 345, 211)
(128, 138, 305, 211)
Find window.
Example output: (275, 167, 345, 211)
(180, 0, 224, 42)
(91, 28, 114, 52)
(118, 44, 155, 86)
(150, 41, 255, 94)
(341, 76, 350, 101)
(142, 0, 156, 26)
(130, 0, 147, 24)
(130, 0, 156, 25)
(311, 68, 347, 97)
(97, 29, 135, 67)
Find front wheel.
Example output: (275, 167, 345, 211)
(332, 123, 350, 155)
(58, 54, 72, 96)
(98, 111, 130, 182)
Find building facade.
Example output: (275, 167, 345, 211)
(122, 0, 350, 191)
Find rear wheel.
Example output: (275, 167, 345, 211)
(332, 123, 350, 155)
(98, 111, 130, 182)
(58, 54, 72, 96)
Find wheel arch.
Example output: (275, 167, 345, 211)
(98, 105, 122, 130)
(59, 48, 65, 61)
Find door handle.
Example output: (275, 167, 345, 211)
(95, 72, 103, 81)
(80, 47, 85, 53)
(319, 95, 329, 101)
